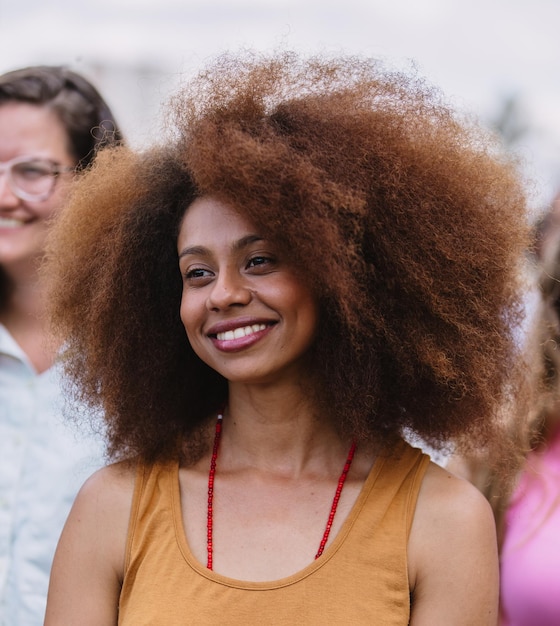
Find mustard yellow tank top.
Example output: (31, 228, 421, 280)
(119, 440, 429, 625)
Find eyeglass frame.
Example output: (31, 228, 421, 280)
(0, 155, 75, 202)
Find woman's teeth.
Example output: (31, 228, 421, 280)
(0, 217, 25, 228)
(216, 323, 267, 341)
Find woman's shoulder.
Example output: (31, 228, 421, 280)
(77, 459, 138, 505)
(416, 461, 495, 524)
(45, 460, 140, 624)
(67, 460, 138, 554)
(409, 460, 498, 579)
(407, 461, 499, 623)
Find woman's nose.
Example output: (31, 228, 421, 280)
(207, 269, 253, 311)
(0, 172, 20, 207)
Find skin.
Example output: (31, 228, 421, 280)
(0, 102, 76, 372)
(45, 197, 499, 625)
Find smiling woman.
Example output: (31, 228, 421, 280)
(42, 51, 531, 625)
(0, 104, 76, 289)
(0, 65, 123, 625)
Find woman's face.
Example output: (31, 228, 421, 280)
(0, 102, 76, 279)
(178, 196, 319, 386)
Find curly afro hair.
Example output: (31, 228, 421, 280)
(44, 51, 531, 463)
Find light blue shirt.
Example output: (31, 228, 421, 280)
(0, 325, 105, 626)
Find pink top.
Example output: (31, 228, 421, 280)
(500, 425, 560, 625)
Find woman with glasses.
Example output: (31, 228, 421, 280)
(0, 65, 122, 625)
(44, 52, 530, 625)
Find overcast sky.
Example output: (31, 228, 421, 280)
(1, 0, 559, 207)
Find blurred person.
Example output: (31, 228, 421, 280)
(449, 194, 560, 625)
(533, 191, 560, 261)
(501, 203, 560, 626)
(0, 65, 123, 625)
(43, 52, 530, 625)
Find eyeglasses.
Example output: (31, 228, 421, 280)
(0, 156, 75, 202)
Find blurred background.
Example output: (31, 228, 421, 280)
(1, 0, 559, 212)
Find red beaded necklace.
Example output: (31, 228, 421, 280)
(206, 411, 357, 570)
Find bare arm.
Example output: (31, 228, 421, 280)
(44, 462, 135, 626)
(408, 462, 499, 626)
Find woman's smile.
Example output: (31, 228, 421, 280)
(207, 319, 276, 352)
(215, 323, 267, 342)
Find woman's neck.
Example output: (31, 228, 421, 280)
(219, 381, 348, 477)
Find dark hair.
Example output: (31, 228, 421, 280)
(45, 52, 531, 465)
(0, 65, 123, 168)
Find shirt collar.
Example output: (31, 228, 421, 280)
(0, 323, 38, 373)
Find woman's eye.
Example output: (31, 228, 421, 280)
(247, 255, 273, 269)
(15, 163, 52, 180)
(184, 267, 212, 281)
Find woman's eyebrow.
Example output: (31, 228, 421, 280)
(233, 234, 264, 251)
(178, 235, 264, 259)
(178, 245, 207, 259)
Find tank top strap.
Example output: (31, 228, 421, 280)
(124, 459, 178, 573)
